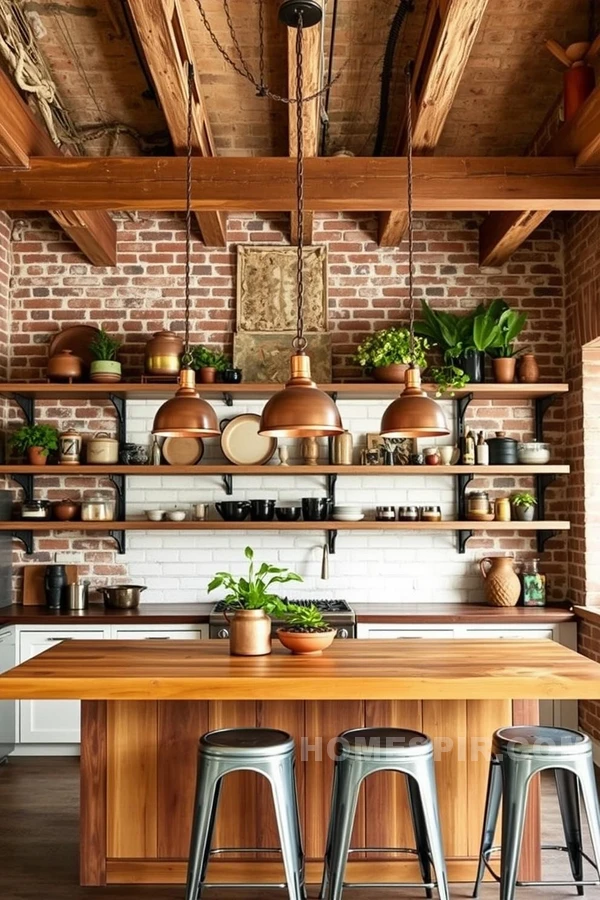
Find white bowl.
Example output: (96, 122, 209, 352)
(166, 509, 187, 522)
(517, 443, 550, 464)
(145, 509, 165, 522)
(332, 513, 365, 522)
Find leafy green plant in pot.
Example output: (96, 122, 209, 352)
(511, 492, 537, 522)
(354, 327, 429, 383)
(10, 424, 59, 466)
(191, 345, 230, 384)
(277, 602, 336, 655)
(89, 328, 122, 384)
(413, 301, 473, 393)
(207, 546, 302, 656)
(482, 299, 528, 384)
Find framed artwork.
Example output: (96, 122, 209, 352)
(364, 433, 411, 466)
(233, 332, 332, 383)
(236, 245, 328, 333)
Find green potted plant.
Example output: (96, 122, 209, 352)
(511, 491, 537, 522)
(277, 602, 336, 655)
(89, 328, 122, 384)
(10, 424, 59, 466)
(483, 299, 528, 384)
(207, 546, 302, 656)
(354, 327, 429, 383)
(191, 345, 230, 384)
(413, 301, 475, 391)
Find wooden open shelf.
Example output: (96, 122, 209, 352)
(0, 464, 571, 476)
(0, 520, 571, 532)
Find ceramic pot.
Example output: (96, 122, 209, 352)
(302, 497, 331, 521)
(145, 330, 183, 376)
(198, 366, 217, 384)
(480, 556, 521, 607)
(90, 360, 122, 384)
(45, 564, 67, 610)
(228, 609, 271, 656)
(250, 499, 276, 521)
(372, 364, 407, 383)
(28, 446, 49, 466)
(276, 628, 336, 655)
(517, 354, 540, 384)
(59, 429, 82, 465)
(459, 350, 484, 384)
(52, 499, 80, 521)
(215, 501, 250, 521)
(47, 349, 83, 382)
(332, 431, 353, 465)
(87, 432, 119, 465)
(492, 357, 516, 384)
(301, 436, 319, 466)
(513, 504, 535, 522)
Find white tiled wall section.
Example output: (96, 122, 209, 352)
(123, 398, 483, 605)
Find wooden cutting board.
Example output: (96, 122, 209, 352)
(22, 565, 79, 606)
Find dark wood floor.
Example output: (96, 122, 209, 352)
(0, 758, 595, 899)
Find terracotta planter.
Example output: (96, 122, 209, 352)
(480, 556, 521, 608)
(198, 366, 217, 384)
(28, 446, 49, 466)
(517, 354, 539, 384)
(228, 609, 271, 656)
(492, 357, 516, 384)
(372, 364, 408, 383)
(276, 628, 336, 655)
(90, 360, 122, 384)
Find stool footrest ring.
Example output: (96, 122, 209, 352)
(480, 844, 599, 887)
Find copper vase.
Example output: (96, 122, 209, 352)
(228, 609, 272, 656)
(145, 330, 184, 376)
(517, 354, 540, 384)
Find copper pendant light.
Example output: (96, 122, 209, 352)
(153, 64, 219, 439)
(380, 64, 449, 440)
(259, 9, 343, 439)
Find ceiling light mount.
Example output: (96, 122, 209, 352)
(279, 0, 323, 28)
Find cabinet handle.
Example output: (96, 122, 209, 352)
(143, 636, 171, 640)
(46, 637, 73, 641)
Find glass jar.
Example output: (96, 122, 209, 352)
(520, 559, 546, 607)
(376, 506, 396, 521)
(398, 505, 419, 522)
(466, 491, 491, 518)
(21, 500, 51, 520)
(81, 493, 116, 522)
(420, 505, 442, 522)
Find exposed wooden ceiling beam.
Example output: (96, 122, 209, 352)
(480, 83, 600, 266)
(379, 0, 489, 247)
(2, 156, 600, 212)
(0, 70, 116, 266)
(288, 21, 322, 244)
(125, 0, 226, 247)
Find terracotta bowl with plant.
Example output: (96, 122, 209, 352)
(354, 327, 428, 383)
(277, 603, 336, 655)
(191, 345, 230, 384)
(10, 424, 59, 466)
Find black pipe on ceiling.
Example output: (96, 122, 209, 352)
(373, 0, 414, 157)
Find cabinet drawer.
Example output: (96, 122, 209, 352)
(364, 628, 455, 640)
(113, 629, 206, 641)
(461, 628, 553, 641)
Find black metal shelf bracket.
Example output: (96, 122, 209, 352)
(536, 471, 559, 553)
(12, 530, 33, 555)
(108, 529, 126, 555)
(11, 393, 35, 426)
(222, 473, 233, 495)
(456, 473, 474, 521)
(457, 529, 473, 554)
(534, 394, 557, 442)
(222, 392, 233, 408)
(455, 392, 474, 449)
(537, 529, 559, 553)
(327, 529, 338, 554)
(326, 473, 338, 508)
(329, 391, 338, 404)
(108, 474, 126, 521)
(108, 394, 127, 447)
(11, 473, 34, 502)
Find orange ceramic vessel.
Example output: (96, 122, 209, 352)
(276, 628, 337, 655)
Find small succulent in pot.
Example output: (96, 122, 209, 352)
(190, 345, 230, 383)
(10, 424, 59, 465)
(89, 328, 122, 383)
(277, 603, 337, 655)
(354, 327, 429, 383)
(511, 491, 537, 522)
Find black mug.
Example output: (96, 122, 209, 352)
(250, 499, 276, 521)
(302, 497, 331, 521)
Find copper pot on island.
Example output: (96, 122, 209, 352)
(144, 330, 184, 376)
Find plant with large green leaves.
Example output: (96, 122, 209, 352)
(413, 301, 474, 393)
(207, 546, 303, 615)
(480, 299, 528, 358)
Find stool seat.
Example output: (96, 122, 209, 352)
(494, 725, 590, 756)
(340, 727, 432, 758)
(200, 727, 294, 757)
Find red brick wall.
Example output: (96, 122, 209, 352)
(0, 213, 11, 382)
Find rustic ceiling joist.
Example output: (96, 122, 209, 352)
(288, 19, 322, 244)
(2, 156, 600, 212)
(480, 83, 600, 266)
(125, 0, 226, 247)
(378, 0, 489, 247)
(0, 70, 116, 267)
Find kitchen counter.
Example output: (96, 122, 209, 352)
(1, 638, 597, 887)
(0, 601, 574, 625)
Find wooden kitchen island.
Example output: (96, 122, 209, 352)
(2, 638, 600, 888)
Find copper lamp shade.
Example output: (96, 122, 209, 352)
(380, 366, 450, 438)
(152, 368, 220, 438)
(259, 353, 344, 438)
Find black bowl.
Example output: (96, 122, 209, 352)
(275, 506, 302, 522)
(301, 497, 331, 521)
(215, 501, 250, 522)
(250, 499, 276, 521)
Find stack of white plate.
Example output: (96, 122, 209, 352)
(332, 506, 364, 522)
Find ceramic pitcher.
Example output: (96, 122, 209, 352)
(480, 556, 521, 607)
(227, 609, 272, 656)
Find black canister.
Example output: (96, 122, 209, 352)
(45, 564, 67, 610)
(486, 431, 518, 465)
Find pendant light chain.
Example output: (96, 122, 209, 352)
(182, 61, 194, 368)
(258, 0, 266, 95)
(294, 13, 307, 353)
(405, 62, 415, 363)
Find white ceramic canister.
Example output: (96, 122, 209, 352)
(87, 432, 119, 465)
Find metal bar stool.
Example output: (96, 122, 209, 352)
(319, 727, 450, 900)
(473, 725, 600, 900)
(185, 727, 306, 900)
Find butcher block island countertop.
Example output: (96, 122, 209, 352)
(3, 638, 600, 888)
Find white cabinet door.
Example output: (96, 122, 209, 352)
(360, 626, 455, 640)
(460, 628, 554, 640)
(112, 626, 208, 640)
(19, 630, 106, 744)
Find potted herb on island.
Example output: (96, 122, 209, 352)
(511, 492, 537, 521)
(277, 603, 337, 655)
(207, 546, 302, 656)
(354, 327, 428, 383)
(10, 424, 59, 466)
(191, 345, 230, 384)
(89, 328, 122, 383)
